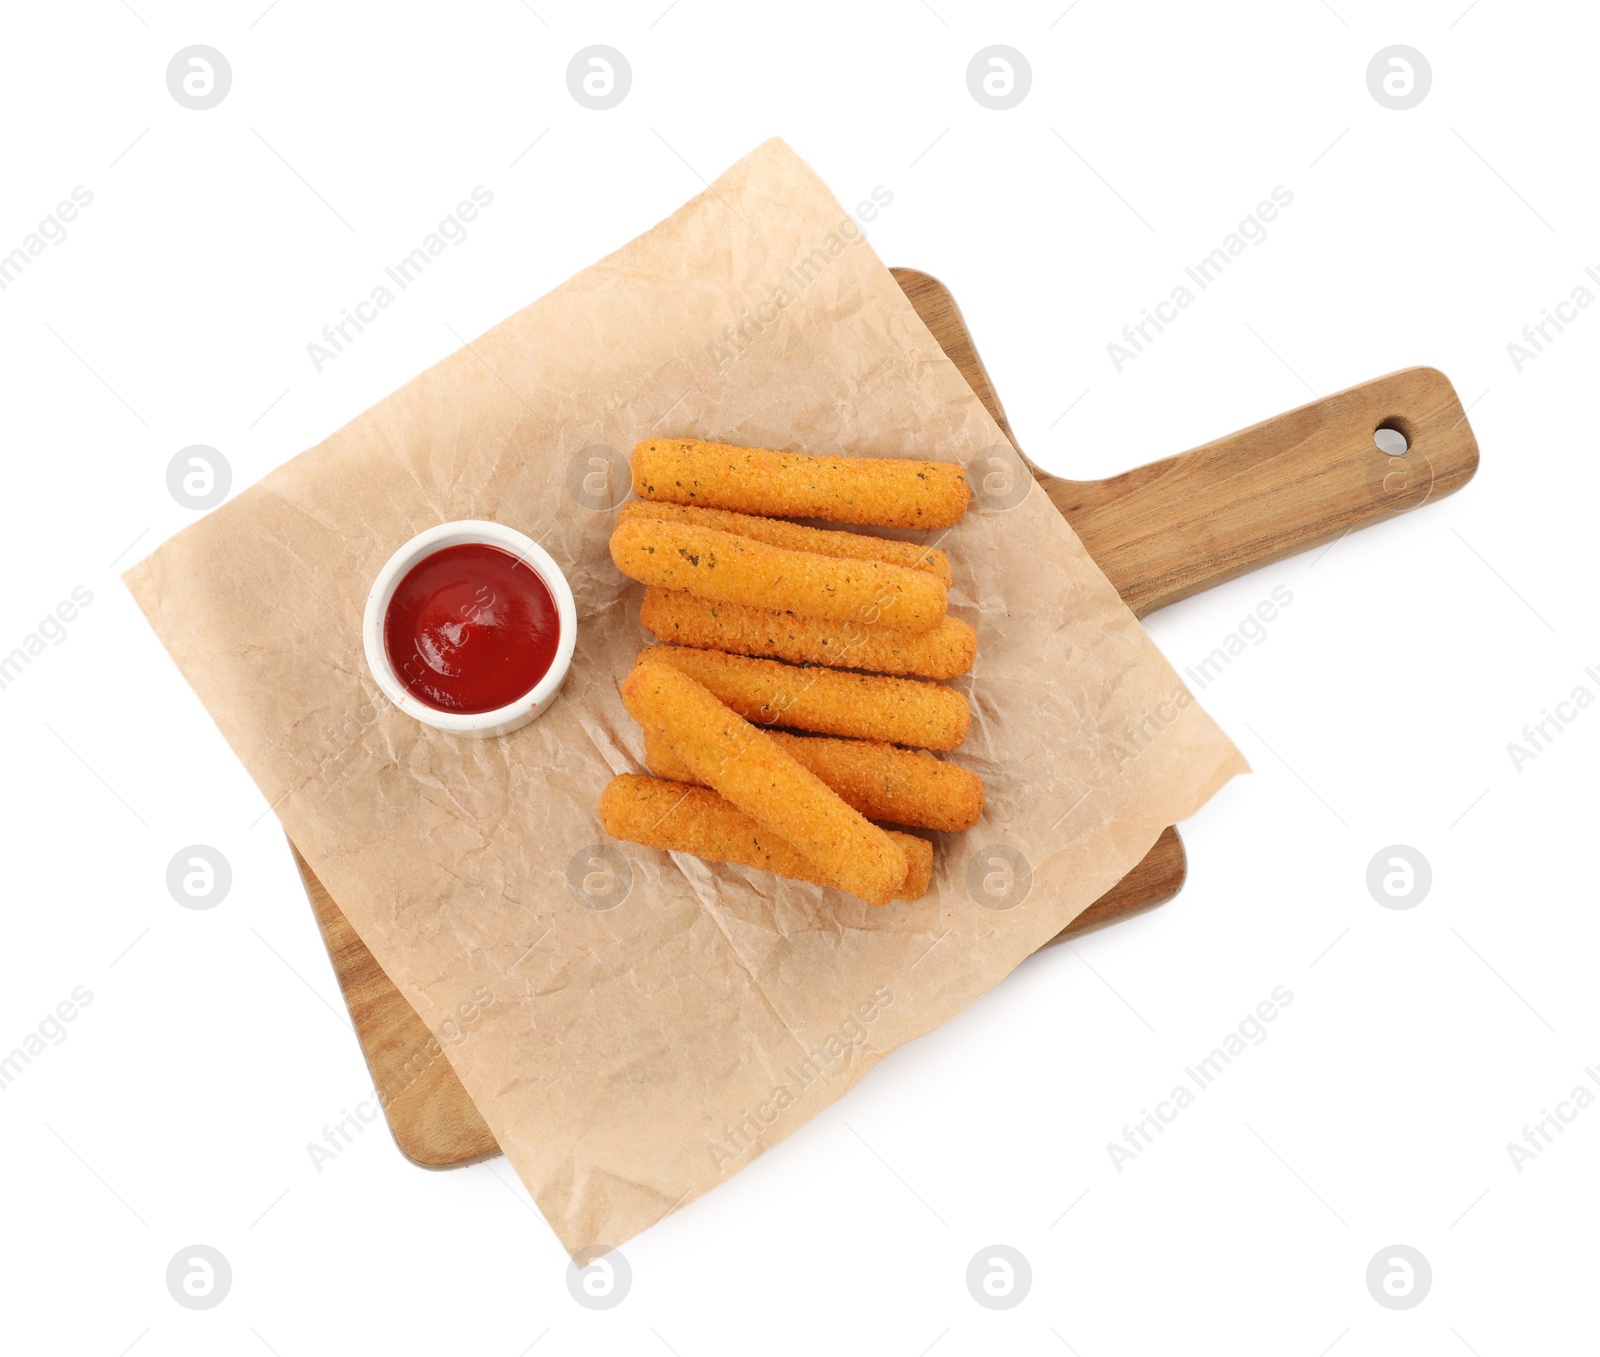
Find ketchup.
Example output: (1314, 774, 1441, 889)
(383, 543, 560, 714)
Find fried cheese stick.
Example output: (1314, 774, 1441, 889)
(610, 519, 947, 633)
(631, 438, 970, 530)
(618, 660, 906, 906)
(599, 775, 933, 902)
(639, 587, 977, 680)
(644, 727, 984, 833)
(636, 645, 972, 751)
(617, 500, 952, 585)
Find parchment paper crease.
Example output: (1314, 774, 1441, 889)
(125, 138, 1247, 1256)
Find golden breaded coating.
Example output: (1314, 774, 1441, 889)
(896, 831, 933, 899)
(645, 727, 983, 833)
(631, 438, 970, 530)
(639, 587, 976, 680)
(618, 661, 906, 907)
(599, 775, 932, 903)
(617, 500, 952, 585)
(610, 519, 946, 633)
(636, 645, 972, 751)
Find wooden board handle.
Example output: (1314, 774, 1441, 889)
(1041, 367, 1480, 617)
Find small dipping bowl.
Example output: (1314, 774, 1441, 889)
(362, 520, 576, 738)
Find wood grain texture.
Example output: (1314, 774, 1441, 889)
(292, 268, 1476, 1168)
(893, 270, 1480, 617)
(295, 845, 499, 1167)
(291, 827, 1182, 1168)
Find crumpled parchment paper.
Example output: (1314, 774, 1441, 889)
(125, 138, 1247, 1256)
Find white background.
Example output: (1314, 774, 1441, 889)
(1, 1, 1594, 1353)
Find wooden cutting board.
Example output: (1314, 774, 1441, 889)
(291, 267, 1479, 1168)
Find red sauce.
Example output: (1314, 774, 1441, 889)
(383, 542, 560, 714)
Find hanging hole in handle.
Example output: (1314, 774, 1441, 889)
(1374, 420, 1411, 456)
(1367, 415, 1432, 510)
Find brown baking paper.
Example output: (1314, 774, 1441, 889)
(126, 139, 1246, 1256)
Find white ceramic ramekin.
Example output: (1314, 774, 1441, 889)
(362, 520, 577, 738)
